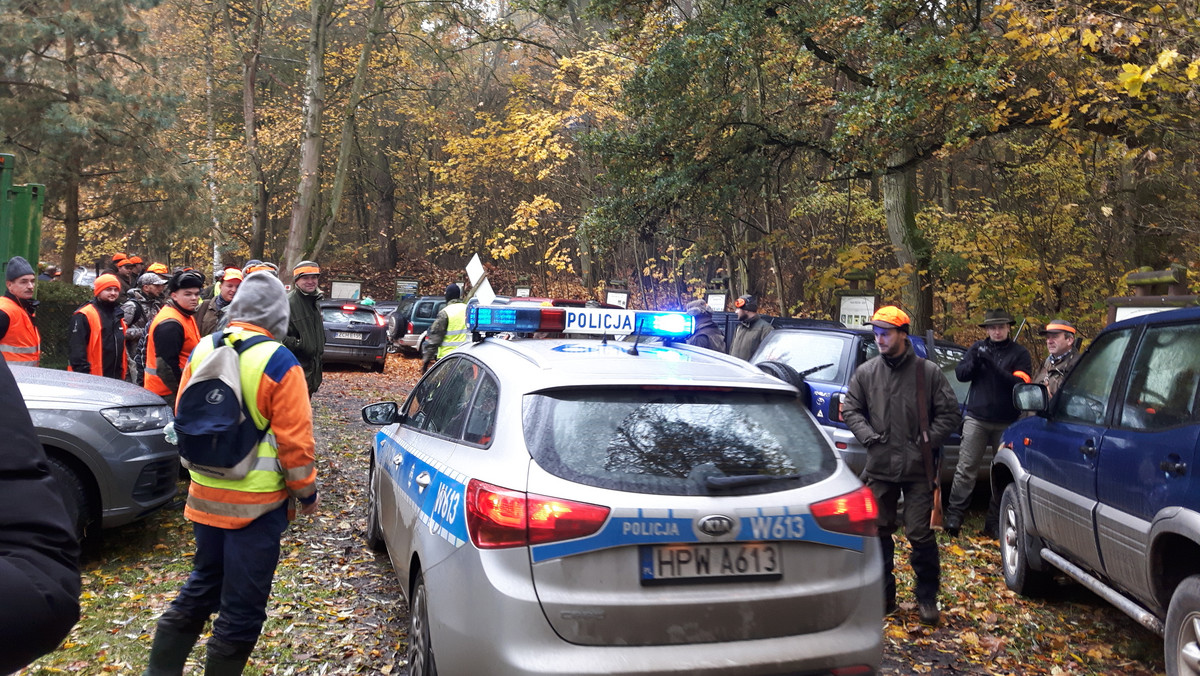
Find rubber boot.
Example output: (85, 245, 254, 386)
(204, 637, 255, 676)
(143, 626, 199, 676)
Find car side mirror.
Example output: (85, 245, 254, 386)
(1013, 383, 1049, 414)
(362, 402, 399, 425)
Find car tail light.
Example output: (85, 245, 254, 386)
(375, 312, 386, 327)
(342, 304, 357, 312)
(810, 485, 878, 536)
(407, 321, 414, 334)
(466, 479, 610, 549)
(828, 393, 845, 422)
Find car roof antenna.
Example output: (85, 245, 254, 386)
(627, 320, 644, 356)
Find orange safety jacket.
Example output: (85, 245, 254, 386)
(0, 295, 40, 364)
(182, 322, 317, 529)
(144, 304, 200, 398)
(68, 303, 128, 379)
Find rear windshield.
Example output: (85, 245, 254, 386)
(322, 307, 377, 325)
(523, 388, 837, 496)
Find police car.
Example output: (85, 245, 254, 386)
(361, 306, 882, 676)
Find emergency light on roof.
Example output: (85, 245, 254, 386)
(468, 306, 695, 340)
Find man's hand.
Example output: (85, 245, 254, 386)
(298, 492, 320, 516)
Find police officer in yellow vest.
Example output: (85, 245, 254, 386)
(144, 271, 318, 676)
(421, 283, 467, 373)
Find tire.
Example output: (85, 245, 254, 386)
(999, 483, 1052, 596)
(372, 359, 386, 373)
(364, 454, 386, 552)
(1166, 575, 1200, 676)
(46, 456, 91, 541)
(756, 361, 811, 405)
(408, 572, 438, 676)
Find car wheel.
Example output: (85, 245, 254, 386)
(365, 453, 386, 552)
(999, 483, 1052, 596)
(1166, 575, 1200, 676)
(756, 361, 812, 405)
(373, 359, 386, 373)
(409, 571, 438, 676)
(46, 456, 91, 541)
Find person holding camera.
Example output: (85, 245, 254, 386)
(945, 308, 1032, 538)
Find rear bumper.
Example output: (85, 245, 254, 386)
(426, 544, 882, 676)
(323, 343, 386, 367)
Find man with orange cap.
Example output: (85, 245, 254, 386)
(946, 308, 1033, 539)
(1031, 319, 1080, 399)
(0, 256, 40, 365)
(284, 261, 325, 395)
(196, 267, 243, 335)
(843, 305, 960, 626)
(68, 275, 127, 379)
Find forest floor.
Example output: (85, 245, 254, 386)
(21, 355, 1164, 675)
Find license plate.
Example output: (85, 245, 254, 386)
(335, 331, 365, 340)
(639, 543, 782, 585)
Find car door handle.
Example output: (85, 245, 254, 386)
(1160, 460, 1187, 477)
(1079, 441, 1097, 457)
(415, 471, 432, 490)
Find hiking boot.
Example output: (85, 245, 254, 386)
(918, 601, 941, 626)
(943, 514, 962, 538)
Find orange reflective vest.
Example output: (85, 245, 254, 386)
(68, 303, 128, 379)
(145, 304, 200, 398)
(0, 295, 40, 365)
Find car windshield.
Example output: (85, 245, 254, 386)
(322, 307, 377, 325)
(523, 387, 837, 496)
(752, 332, 848, 382)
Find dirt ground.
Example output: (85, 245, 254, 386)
(22, 355, 1165, 675)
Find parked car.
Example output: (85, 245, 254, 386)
(14, 365, 178, 538)
(995, 307, 1200, 674)
(388, 295, 446, 356)
(750, 327, 971, 484)
(321, 300, 388, 372)
(361, 305, 883, 676)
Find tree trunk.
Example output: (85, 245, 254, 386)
(60, 23, 81, 279)
(881, 151, 932, 333)
(368, 144, 397, 270)
(228, 0, 270, 261)
(311, 0, 387, 261)
(282, 0, 333, 279)
(205, 12, 223, 279)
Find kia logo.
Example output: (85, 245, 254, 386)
(697, 515, 734, 537)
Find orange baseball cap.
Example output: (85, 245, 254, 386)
(111, 253, 127, 264)
(869, 306, 911, 331)
(147, 263, 169, 274)
(223, 268, 244, 283)
(127, 256, 143, 266)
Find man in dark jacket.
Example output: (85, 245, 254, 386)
(843, 306, 960, 626)
(728, 294, 773, 360)
(946, 308, 1033, 537)
(1032, 318, 1081, 399)
(283, 260, 325, 396)
(685, 299, 725, 352)
(68, 274, 127, 379)
(196, 268, 243, 336)
(0, 357, 81, 672)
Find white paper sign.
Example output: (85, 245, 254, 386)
(466, 254, 485, 286)
(605, 290, 629, 308)
(838, 295, 875, 327)
(474, 278, 496, 306)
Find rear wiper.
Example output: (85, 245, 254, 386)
(705, 473, 803, 489)
(798, 363, 834, 378)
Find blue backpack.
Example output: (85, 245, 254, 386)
(175, 332, 271, 480)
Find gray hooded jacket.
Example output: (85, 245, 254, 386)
(227, 272, 289, 339)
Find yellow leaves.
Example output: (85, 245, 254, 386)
(1157, 49, 1180, 70)
(1118, 63, 1147, 97)
(1080, 29, 1098, 50)
(1188, 59, 1200, 81)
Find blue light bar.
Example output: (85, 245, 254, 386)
(468, 306, 695, 340)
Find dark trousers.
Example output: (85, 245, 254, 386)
(158, 505, 288, 645)
(868, 478, 940, 606)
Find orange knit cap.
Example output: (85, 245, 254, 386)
(93, 274, 121, 296)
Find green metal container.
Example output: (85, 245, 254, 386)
(0, 153, 46, 278)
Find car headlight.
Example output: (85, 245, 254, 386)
(100, 405, 174, 432)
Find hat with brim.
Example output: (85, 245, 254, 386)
(869, 305, 912, 332)
(978, 309, 1016, 327)
(1038, 319, 1076, 336)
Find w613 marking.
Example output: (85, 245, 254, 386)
(748, 515, 805, 540)
(432, 484, 460, 525)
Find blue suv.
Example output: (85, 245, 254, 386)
(750, 327, 970, 483)
(995, 307, 1200, 674)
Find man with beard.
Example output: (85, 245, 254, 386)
(124, 272, 168, 385)
(145, 270, 203, 404)
(197, 268, 243, 336)
(728, 294, 773, 360)
(68, 274, 127, 379)
(0, 256, 40, 365)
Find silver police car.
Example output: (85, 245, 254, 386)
(362, 306, 882, 676)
